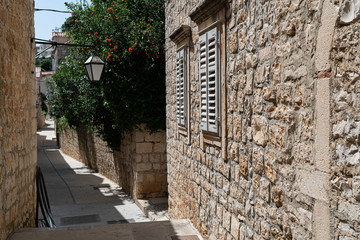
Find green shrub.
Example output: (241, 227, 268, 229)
(49, 0, 165, 149)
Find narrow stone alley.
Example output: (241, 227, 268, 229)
(36, 120, 150, 227)
(8, 120, 202, 240)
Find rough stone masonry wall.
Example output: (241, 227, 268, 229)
(0, 0, 37, 239)
(330, 1, 360, 239)
(59, 126, 167, 199)
(165, 0, 351, 239)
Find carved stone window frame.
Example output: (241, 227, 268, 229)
(170, 25, 192, 144)
(190, 0, 227, 159)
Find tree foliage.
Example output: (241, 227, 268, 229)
(36, 58, 52, 72)
(48, 0, 165, 149)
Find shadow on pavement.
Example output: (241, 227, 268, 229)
(36, 123, 149, 228)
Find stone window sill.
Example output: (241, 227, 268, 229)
(202, 133, 221, 148)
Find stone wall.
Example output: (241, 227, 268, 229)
(0, 1, 37, 239)
(59, 126, 167, 199)
(166, 0, 359, 239)
(330, 1, 360, 239)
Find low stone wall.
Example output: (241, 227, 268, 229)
(59, 126, 167, 199)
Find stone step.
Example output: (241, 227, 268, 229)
(9, 220, 203, 240)
(135, 198, 170, 221)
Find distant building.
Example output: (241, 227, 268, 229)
(35, 44, 53, 58)
(36, 67, 53, 128)
(52, 31, 69, 71)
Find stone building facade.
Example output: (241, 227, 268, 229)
(166, 0, 360, 239)
(52, 31, 69, 71)
(59, 126, 167, 199)
(0, 0, 37, 239)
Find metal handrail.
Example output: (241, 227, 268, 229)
(36, 166, 56, 228)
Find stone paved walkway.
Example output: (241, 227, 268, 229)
(10, 220, 203, 240)
(36, 120, 149, 228)
(9, 120, 202, 239)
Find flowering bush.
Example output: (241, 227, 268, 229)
(49, 0, 165, 149)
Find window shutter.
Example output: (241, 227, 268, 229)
(176, 49, 186, 126)
(199, 33, 208, 131)
(207, 28, 219, 133)
(199, 27, 219, 134)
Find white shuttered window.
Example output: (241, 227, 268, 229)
(176, 48, 186, 126)
(199, 27, 219, 134)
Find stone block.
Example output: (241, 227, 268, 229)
(297, 207, 312, 232)
(259, 177, 270, 203)
(269, 123, 286, 151)
(137, 163, 153, 172)
(245, 69, 254, 95)
(264, 148, 276, 183)
(315, 78, 330, 173)
(135, 131, 145, 142)
(153, 143, 166, 153)
(297, 168, 329, 202)
(271, 186, 284, 208)
(231, 215, 240, 239)
(239, 154, 248, 176)
(260, 221, 270, 240)
(233, 114, 242, 142)
(314, 201, 331, 240)
(153, 163, 161, 170)
(145, 131, 165, 142)
(338, 200, 360, 222)
(228, 142, 238, 162)
(315, 0, 339, 71)
(138, 181, 162, 193)
(229, 30, 238, 53)
(223, 209, 231, 232)
(251, 116, 268, 147)
(353, 176, 360, 201)
(136, 143, 153, 153)
(252, 147, 264, 175)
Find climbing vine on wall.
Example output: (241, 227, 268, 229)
(48, 0, 166, 149)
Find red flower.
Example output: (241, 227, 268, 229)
(129, 48, 133, 53)
(88, 34, 91, 36)
(94, 32, 98, 35)
(114, 46, 118, 50)
(107, 54, 111, 61)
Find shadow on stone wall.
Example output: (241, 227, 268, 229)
(77, 126, 98, 172)
(58, 125, 167, 200)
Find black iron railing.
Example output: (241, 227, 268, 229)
(36, 166, 56, 228)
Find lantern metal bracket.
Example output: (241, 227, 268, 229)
(32, 38, 94, 48)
